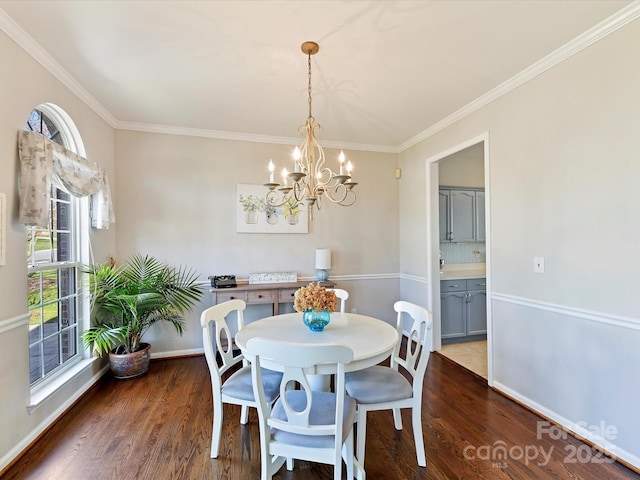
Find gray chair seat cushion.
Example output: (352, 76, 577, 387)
(222, 366, 282, 402)
(271, 390, 357, 448)
(345, 366, 413, 404)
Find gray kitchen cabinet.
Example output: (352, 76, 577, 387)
(466, 278, 487, 335)
(440, 280, 466, 338)
(439, 190, 450, 243)
(475, 191, 485, 242)
(439, 187, 485, 243)
(450, 190, 475, 242)
(441, 277, 487, 343)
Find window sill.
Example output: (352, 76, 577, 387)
(28, 357, 107, 413)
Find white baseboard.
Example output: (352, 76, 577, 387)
(150, 348, 204, 359)
(492, 381, 640, 471)
(0, 363, 109, 472)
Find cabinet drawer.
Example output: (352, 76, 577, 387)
(215, 291, 246, 303)
(440, 280, 466, 292)
(466, 278, 487, 291)
(247, 290, 276, 304)
(279, 288, 298, 303)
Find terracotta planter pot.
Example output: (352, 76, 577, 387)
(109, 343, 151, 379)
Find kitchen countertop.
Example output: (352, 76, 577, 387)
(439, 263, 486, 280)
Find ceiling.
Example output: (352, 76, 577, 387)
(0, 0, 632, 151)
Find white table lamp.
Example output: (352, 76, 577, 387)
(315, 248, 331, 281)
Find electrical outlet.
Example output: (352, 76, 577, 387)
(533, 256, 545, 273)
(351, 308, 357, 314)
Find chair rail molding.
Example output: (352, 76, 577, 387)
(208, 273, 401, 284)
(492, 292, 640, 331)
(0, 313, 29, 334)
(329, 273, 398, 282)
(399, 273, 429, 284)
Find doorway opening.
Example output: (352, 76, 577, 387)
(426, 133, 492, 384)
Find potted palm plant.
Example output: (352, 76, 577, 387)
(82, 254, 204, 379)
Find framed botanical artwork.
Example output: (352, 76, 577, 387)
(0, 192, 6, 266)
(236, 184, 308, 234)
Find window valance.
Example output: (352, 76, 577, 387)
(17, 130, 115, 229)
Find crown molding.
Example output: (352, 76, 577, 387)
(3, 2, 638, 154)
(0, 6, 394, 154)
(398, 1, 640, 152)
(115, 121, 398, 153)
(0, 8, 118, 128)
(115, 121, 298, 145)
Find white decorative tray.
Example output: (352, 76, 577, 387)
(248, 272, 298, 284)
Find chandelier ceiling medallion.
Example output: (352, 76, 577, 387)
(264, 41, 357, 220)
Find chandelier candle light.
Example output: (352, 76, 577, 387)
(263, 41, 357, 220)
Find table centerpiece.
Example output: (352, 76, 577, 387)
(294, 282, 337, 332)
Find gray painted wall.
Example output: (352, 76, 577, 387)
(113, 130, 400, 353)
(399, 17, 640, 467)
(2, 10, 640, 474)
(0, 30, 116, 468)
(0, 27, 400, 468)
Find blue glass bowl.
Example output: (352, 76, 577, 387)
(303, 309, 330, 332)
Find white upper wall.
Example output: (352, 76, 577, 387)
(438, 142, 485, 188)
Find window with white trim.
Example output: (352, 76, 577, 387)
(26, 107, 87, 387)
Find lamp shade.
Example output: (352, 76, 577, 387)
(315, 248, 332, 270)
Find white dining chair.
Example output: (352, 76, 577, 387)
(246, 337, 363, 480)
(344, 300, 432, 468)
(327, 288, 349, 313)
(200, 299, 282, 458)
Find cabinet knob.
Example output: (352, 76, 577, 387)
(258, 294, 263, 298)
(230, 296, 235, 299)
(449, 284, 459, 288)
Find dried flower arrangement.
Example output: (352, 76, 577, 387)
(293, 282, 338, 313)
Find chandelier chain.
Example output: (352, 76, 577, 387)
(262, 41, 357, 221)
(307, 50, 313, 120)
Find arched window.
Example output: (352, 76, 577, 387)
(25, 106, 87, 386)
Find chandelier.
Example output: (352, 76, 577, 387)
(264, 41, 357, 220)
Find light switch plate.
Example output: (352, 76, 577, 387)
(533, 256, 545, 273)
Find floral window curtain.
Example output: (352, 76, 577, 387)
(17, 130, 115, 229)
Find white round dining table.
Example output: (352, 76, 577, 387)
(235, 312, 399, 375)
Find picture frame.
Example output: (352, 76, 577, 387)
(236, 184, 308, 234)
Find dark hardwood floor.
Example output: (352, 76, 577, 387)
(2, 353, 638, 480)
